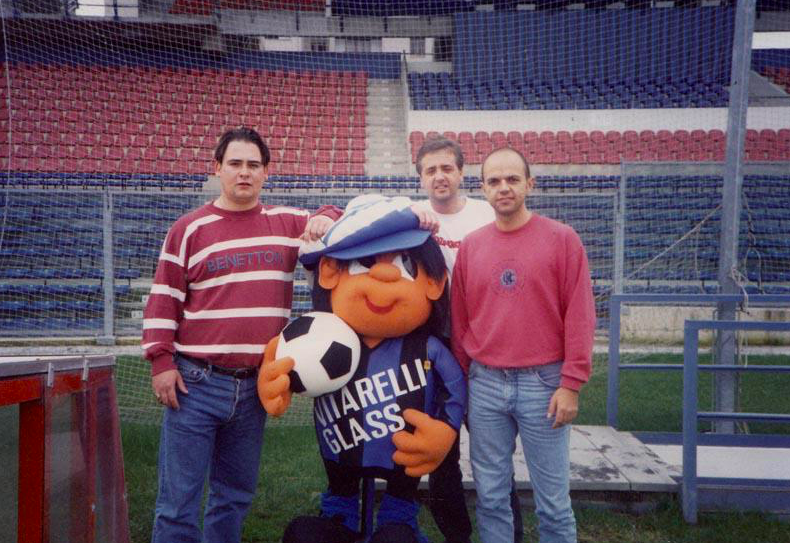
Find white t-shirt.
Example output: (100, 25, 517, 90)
(413, 197, 495, 282)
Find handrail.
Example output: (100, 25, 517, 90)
(682, 319, 790, 523)
(606, 293, 790, 427)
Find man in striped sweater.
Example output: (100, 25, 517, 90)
(142, 127, 342, 543)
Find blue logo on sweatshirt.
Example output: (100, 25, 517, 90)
(492, 259, 524, 296)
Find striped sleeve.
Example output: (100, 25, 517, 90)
(141, 218, 192, 376)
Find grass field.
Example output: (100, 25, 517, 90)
(120, 354, 790, 542)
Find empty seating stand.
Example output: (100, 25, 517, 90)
(0, 62, 369, 183)
(409, 129, 790, 165)
(409, 73, 730, 111)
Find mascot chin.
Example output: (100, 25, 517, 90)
(258, 195, 466, 543)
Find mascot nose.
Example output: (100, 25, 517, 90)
(368, 262, 401, 282)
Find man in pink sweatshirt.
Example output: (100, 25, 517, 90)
(451, 147, 595, 543)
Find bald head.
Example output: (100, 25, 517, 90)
(481, 147, 530, 181)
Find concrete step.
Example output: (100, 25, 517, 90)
(377, 425, 682, 513)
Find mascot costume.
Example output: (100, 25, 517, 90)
(258, 195, 467, 543)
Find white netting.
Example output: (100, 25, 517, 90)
(0, 1, 789, 425)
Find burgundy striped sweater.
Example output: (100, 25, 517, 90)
(142, 201, 341, 375)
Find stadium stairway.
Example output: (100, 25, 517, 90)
(365, 79, 410, 176)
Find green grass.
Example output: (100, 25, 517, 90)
(121, 353, 790, 542)
(577, 353, 790, 434)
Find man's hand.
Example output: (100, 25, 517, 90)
(257, 336, 294, 417)
(392, 409, 457, 477)
(410, 205, 440, 234)
(152, 369, 188, 410)
(547, 387, 579, 429)
(300, 215, 335, 242)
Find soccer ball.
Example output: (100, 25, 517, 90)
(275, 311, 361, 397)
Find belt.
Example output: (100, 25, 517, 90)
(179, 354, 258, 379)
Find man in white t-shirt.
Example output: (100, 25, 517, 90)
(412, 138, 494, 282)
(413, 136, 522, 543)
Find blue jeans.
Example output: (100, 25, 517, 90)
(152, 356, 266, 543)
(468, 361, 576, 543)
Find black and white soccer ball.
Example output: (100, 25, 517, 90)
(275, 311, 361, 398)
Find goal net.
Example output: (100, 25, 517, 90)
(0, 1, 788, 426)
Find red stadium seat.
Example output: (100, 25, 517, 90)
(622, 148, 639, 162)
(639, 130, 655, 143)
(474, 131, 489, 144)
(506, 131, 523, 146)
(409, 131, 425, 144)
(572, 131, 589, 144)
(316, 149, 332, 163)
(605, 131, 621, 144)
(297, 163, 314, 176)
(622, 130, 638, 144)
(539, 131, 555, 146)
(331, 162, 351, 176)
(708, 129, 725, 141)
(568, 152, 586, 164)
(457, 131, 474, 143)
(314, 162, 331, 176)
(656, 130, 673, 142)
(657, 148, 674, 161)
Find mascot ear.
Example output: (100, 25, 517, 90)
(318, 257, 342, 290)
(425, 270, 447, 302)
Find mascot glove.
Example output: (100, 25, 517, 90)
(257, 336, 294, 417)
(391, 409, 457, 477)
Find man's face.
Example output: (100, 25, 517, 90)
(215, 140, 267, 211)
(419, 149, 463, 206)
(481, 150, 534, 218)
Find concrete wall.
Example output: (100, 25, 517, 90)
(620, 306, 790, 345)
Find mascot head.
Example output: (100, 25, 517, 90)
(300, 195, 448, 347)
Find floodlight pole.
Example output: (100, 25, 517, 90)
(715, 0, 756, 434)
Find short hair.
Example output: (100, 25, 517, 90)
(214, 127, 271, 166)
(480, 147, 531, 180)
(415, 136, 464, 175)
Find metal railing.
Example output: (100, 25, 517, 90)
(606, 293, 790, 428)
(681, 319, 790, 523)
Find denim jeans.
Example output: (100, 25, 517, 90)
(468, 361, 576, 543)
(152, 355, 266, 543)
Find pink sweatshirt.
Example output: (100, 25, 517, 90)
(450, 213, 595, 391)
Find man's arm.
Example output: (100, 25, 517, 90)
(410, 204, 440, 234)
(548, 229, 596, 427)
(301, 204, 343, 241)
(450, 245, 472, 373)
(142, 224, 189, 409)
(559, 229, 596, 391)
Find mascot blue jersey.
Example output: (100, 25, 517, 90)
(313, 330, 465, 471)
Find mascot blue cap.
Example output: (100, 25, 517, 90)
(299, 195, 430, 266)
